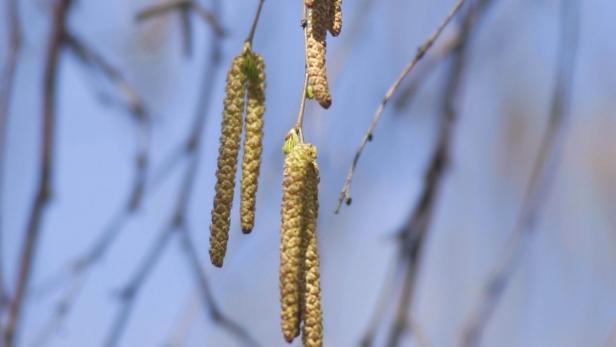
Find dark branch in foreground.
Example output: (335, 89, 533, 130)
(461, 1, 579, 346)
(335, 0, 466, 213)
(3, 1, 73, 346)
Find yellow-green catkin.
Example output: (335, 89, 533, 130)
(209, 53, 247, 268)
(301, 157, 322, 347)
(329, 0, 342, 37)
(306, 0, 333, 109)
(280, 140, 317, 342)
(240, 52, 266, 233)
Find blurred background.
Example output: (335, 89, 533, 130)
(1, 0, 615, 346)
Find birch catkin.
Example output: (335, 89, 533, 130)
(306, 0, 332, 109)
(209, 53, 247, 268)
(329, 0, 342, 37)
(301, 158, 323, 347)
(280, 141, 316, 342)
(240, 52, 266, 233)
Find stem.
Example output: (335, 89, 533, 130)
(245, 0, 266, 45)
(294, 8, 309, 143)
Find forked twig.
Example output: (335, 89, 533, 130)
(3, 1, 73, 346)
(335, 0, 466, 213)
(360, 1, 495, 345)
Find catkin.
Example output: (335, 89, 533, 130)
(280, 143, 316, 342)
(240, 52, 266, 233)
(306, 0, 332, 109)
(329, 0, 342, 37)
(209, 53, 247, 268)
(301, 158, 322, 347)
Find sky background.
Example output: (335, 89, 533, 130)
(1, 0, 616, 346)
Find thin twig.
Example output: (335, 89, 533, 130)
(3, 1, 72, 345)
(335, 0, 466, 213)
(360, 1, 494, 345)
(460, 1, 579, 346)
(245, 0, 266, 45)
(294, 8, 310, 142)
(0, 0, 22, 309)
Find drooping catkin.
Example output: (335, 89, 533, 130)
(329, 0, 342, 37)
(301, 158, 322, 347)
(240, 52, 266, 233)
(306, 0, 332, 109)
(280, 141, 317, 342)
(209, 53, 247, 268)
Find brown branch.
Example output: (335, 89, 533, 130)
(245, 0, 266, 45)
(3, 1, 73, 346)
(104, 1, 257, 344)
(0, 0, 22, 310)
(460, 1, 580, 346)
(360, 1, 495, 345)
(177, 227, 262, 347)
(335, 0, 466, 213)
(136, 0, 226, 38)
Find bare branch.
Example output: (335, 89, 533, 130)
(360, 1, 495, 345)
(3, 1, 73, 345)
(178, 228, 262, 347)
(0, 0, 22, 310)
(461, 1, 580, 346)
(335, 0, 466, 213)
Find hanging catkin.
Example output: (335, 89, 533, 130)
(280, 141, 316, 342)
(209, 52, 247, 268)
(306, 0, 333, 109)
(240, 52, 266, 233)
(301, 157, 323, 347)
(329, 0, 342, 37)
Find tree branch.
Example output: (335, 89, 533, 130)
(335, 0, 466, 213)
(460, 1, 580, 346)
(3, 0, 73, 345)
(359, 1, 495, 345)
(0, 0, 22, 311)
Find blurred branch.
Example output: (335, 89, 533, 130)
(0, 0, 22, 310)
(136, 0, 226, 38)
(104, 1, 258, 344)
(29, 31, 154, 345)
(359, 1, 495, 346)
(3, 0, 73, 346)
(335, 0, 466, 213)
(460, 1, 580, 346)
(177, 227, 262, 347)
(393, 30, 461, 112)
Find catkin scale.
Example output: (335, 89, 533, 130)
(301, 159, 322, 347)
(240, 53, 266, 233)
(306, 1, 332, 109)
(280, 143, 316, 342)
(209, 54, 247, 268)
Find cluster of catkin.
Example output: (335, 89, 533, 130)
(209, 43, 266, 268)
(305, 0, 342, 109)
(280, 131, 323, 346)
